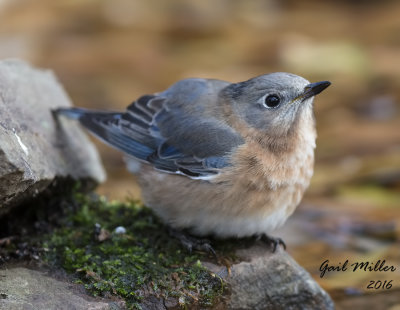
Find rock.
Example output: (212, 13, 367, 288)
(135, 242, 334, 309)
(0, 59, 105, 212)
(203, 243, 334, 310)
(0, 267, 124, 310)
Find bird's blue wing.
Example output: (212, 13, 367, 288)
(62, 78, 244, 179)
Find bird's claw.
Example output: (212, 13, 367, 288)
(168, 227, 217, 257)
(260, 234, 286, 252)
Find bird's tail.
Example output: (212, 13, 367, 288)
(53, 107, 154, 160)
(53, 107, 92, 120)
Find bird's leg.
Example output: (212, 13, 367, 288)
(167, 227, 216, 257)
(259, 234, 286, 252)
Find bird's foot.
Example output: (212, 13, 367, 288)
(259, 234, 286, 252)
(168, 227, 216, 257)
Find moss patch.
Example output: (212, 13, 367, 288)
(42, 192, 225, 309)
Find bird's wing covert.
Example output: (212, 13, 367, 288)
(80, 79, 244, 178)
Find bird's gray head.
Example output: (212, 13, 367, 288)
(222, 72, 330, 137)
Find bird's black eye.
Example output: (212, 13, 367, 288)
(264, 94, 280, 108)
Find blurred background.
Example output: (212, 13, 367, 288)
(1, 0, 399, 308)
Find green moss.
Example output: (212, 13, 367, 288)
(42, 192, 225, 309)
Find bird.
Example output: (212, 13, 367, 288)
(55, 72, 330, 252)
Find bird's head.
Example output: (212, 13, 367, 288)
(222, 72, 330, 137)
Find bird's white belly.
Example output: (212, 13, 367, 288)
(187, 205, 291, 238)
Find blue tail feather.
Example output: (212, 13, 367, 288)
(54, 107, 89, 120)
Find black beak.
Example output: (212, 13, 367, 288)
(303, 81, 331, 100)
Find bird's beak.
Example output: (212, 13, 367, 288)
(302, 81, 331, 101)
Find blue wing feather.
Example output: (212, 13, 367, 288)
(55, 78, 244, 179)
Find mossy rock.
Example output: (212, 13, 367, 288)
(41, 193, 226, 309)
(0, 188, 333, 309)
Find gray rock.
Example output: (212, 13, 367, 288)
(137, 243, 334, 309)
(0, 267, 124, 310)
(134, 243, 334, 309)
(0, 59, 105, 212)
(203, 244, 334, 310)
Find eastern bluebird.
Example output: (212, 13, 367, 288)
(55, 73, 330, 251)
